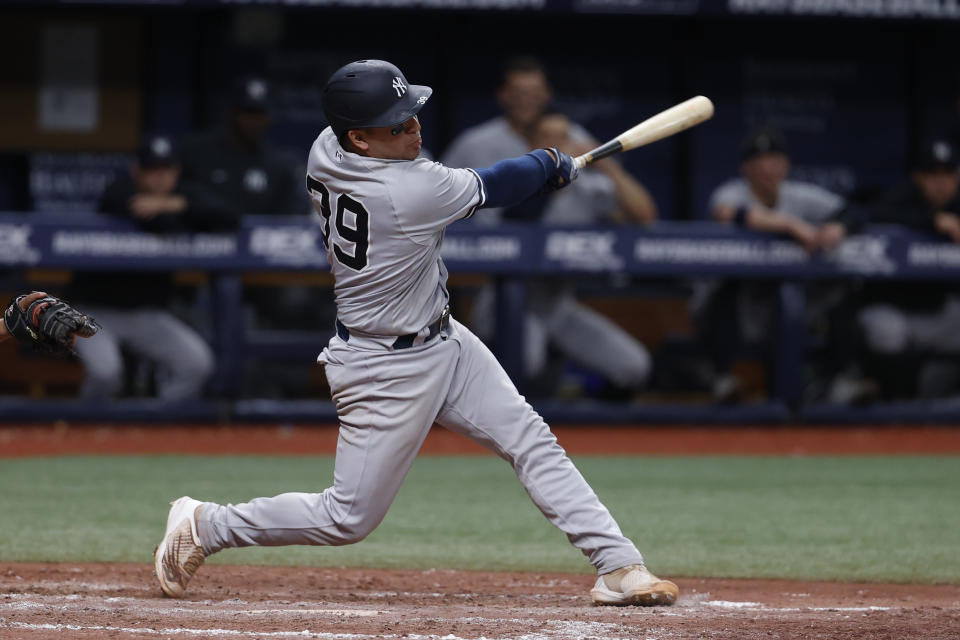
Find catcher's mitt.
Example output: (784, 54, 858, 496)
(3, 294, 100, 356)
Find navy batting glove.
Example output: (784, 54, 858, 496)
(539, 147, 580, 195)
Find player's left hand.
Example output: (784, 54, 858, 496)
(539, 147, 580, 195)
(816, 222, 847, 250)
(3, 293, 100, 356)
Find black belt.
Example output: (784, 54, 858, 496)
(336, 306, 451, 350)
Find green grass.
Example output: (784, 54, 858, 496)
(0, 455, 957, 583)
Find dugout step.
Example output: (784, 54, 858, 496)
(234, 399, 338, 422)
(801, 400, 960, 425)
(0, 397, 223, 422)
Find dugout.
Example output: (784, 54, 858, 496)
(1, 0, 960, 423)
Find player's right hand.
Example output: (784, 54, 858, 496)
(539, 147, 580, 194)
(788, 218, 820, 253)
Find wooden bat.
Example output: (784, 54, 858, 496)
(573, 96, 714, 169)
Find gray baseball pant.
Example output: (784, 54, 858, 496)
(472, 283, 651, 389)
(73, 306, 214, 400)
(198, 318, 643, 574)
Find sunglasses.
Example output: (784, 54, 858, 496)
(390, 116, 418, 136)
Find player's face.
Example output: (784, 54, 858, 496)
(913, 168, 960, 210)
(498, 71, 551, 130)
(134, 165, 180, 195)
(230, 109, 270, 148)
(742, 152, 789, 199)
(358, 116, 422, 161)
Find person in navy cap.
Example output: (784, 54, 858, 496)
(856, 138, 960, 400)
(697, 126, 865, 404)
(63, 133, 237, 400)
(177, 76, 301, 218)
(177, 75, 327, 395)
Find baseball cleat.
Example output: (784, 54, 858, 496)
(590, 564, 679, 606)
(153, 496, 206, 598)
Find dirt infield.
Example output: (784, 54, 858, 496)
(2, 423, 960, 457)
(1, 563, 958, 640)
(2, 424, 959, 638)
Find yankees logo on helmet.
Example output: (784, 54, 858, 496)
(321, 60, 432, 138)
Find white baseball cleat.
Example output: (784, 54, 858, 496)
(153, 496, 206, 598)
(590, 564, 679, 606)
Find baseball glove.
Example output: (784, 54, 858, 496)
(3, 294, 100, 356)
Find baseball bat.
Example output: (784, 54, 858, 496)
(573, 96, 714, 169)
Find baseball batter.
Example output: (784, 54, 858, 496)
(154, 60, 678, 607)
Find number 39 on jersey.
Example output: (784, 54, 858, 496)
(307, 175, 370, 271)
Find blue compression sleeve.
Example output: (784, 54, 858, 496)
(473, 149, 554, 209)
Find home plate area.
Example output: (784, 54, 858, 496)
(1, 564, 957, 640)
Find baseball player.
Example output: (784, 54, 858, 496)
(154, 60, 678, 607)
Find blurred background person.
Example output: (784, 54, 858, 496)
(179, 74, 332, 397)
(442, 56, 594, 223)
(856, 138, 960, 400)
(178, 75, 301, 219)
(64, 134, 235, 400)
(695, 126, 869, 404)
(469, 111, 657, 400)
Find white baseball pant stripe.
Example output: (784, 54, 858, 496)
(198, 318, 643, 574)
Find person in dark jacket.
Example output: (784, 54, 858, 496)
(857, 138, 960, 399)
(66, 134, 237, 400)
(177, 76, 301, 217)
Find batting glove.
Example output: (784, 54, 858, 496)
(539, 147, 580, 195)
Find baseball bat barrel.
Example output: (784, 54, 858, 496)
(573, 96, 714, 169)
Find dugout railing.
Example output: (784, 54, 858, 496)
(3, 212, 960, 424)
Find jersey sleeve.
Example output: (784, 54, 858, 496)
(708, 180, 746, 214)
(392, 159, 485, 239)
(798, 184, 845, 222)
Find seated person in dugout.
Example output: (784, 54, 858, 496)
(856, 138, 960, 400)
(470, 112, 657, 400)
(64, 134, 237, 400)
(697, 126, 869, 405)
(441, 56, 595, 223)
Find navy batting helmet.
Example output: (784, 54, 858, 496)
(322, 60, 432, 139)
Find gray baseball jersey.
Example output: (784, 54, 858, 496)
(196, 126, 644, 576)
(305, 127, 482, 336)
(709, 178, 844, 222)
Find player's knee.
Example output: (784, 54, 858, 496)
(622, 351, 652, 389)
(81, 355, 124, 398)
(168, 338, 215, 381)
(610, 345, 652, 389)
(331, 514, 380, 545)
(186, 342, 215, 384)
(859, 306, 909, 354)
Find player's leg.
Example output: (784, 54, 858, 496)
(156, 339, 460, 597)
(435, 319, 676, 604)
(121, 310, 214, 400)
(546, 295, 651, 390)
(196, 340, 459, 551)
(436, 320, 639, 572)
(71, 308, 125, 398)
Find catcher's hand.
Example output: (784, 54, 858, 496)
(3, 292, 100, 356)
